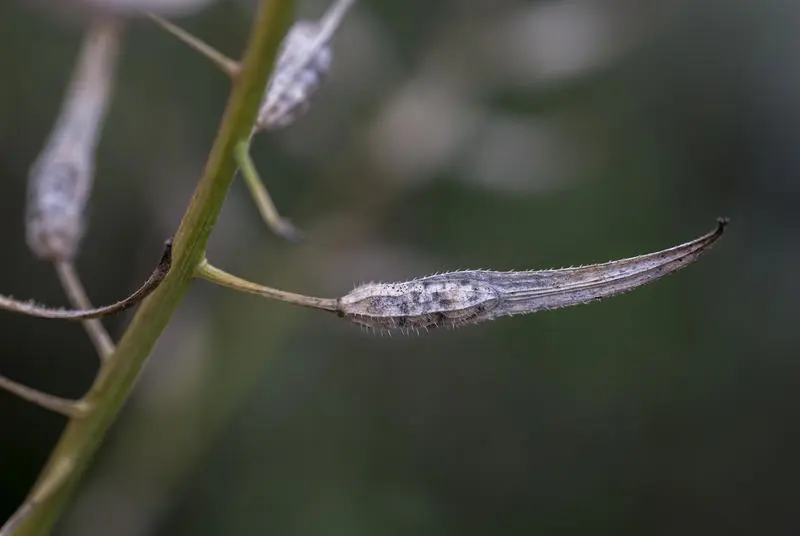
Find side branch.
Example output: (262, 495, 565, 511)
(146, 13, 239, 76)
(0, 240, 172, 320)
(53, 262, 115, 359)
(0, 376, 87, 418)
(197, 259, 337, 311)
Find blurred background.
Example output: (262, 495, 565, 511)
(1, 0, 798, 534)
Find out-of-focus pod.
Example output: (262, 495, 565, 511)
(26, 17, 122, 261)
(255, 0, 355, 132)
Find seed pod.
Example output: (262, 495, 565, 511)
(198, 220, 727, 334)
(336, 219, 728, 332)
(254, 0, 355, 132)
(255, 22, 333, 131)
(338, 277, 501, 330)
(25, 18, 122, 261)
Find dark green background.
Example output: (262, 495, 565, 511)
(1, 0, 798, 534)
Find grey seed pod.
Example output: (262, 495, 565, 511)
(254, 0, 354, 132)
(255, 21, 333, 131)
(26, 18, 121, 261)
(336, 219, 728, 332)
(339, 278, 501, 330)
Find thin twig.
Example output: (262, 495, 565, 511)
(54, 262, 115, 359)
(318, 0, 356, 44)
(0, 240, 172, 321)
(196, 259, 337, 311)
(0, 376, 87, 418)
(147, 12, 239, 76)
(235, 141, 301, 241)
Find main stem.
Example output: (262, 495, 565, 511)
(11, 2, 294, 534)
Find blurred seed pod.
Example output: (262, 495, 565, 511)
(26, 17, 122, 261)
(255, 21, 333, 132)
(255, 0, 354, 132)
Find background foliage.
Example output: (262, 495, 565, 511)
(1, 0, 798, 534)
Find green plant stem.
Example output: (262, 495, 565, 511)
(197, 259, 337, 311)
(8, 2, 295, 534)
(236, 141, 302, 241)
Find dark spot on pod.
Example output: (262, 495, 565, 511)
(367, 296, 387, 314)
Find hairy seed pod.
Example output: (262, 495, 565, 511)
(338, 278, 501, 330)
(336, 219, 728, 332)
(254, 0, 354, 132)
(25, 18, 121, 261)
